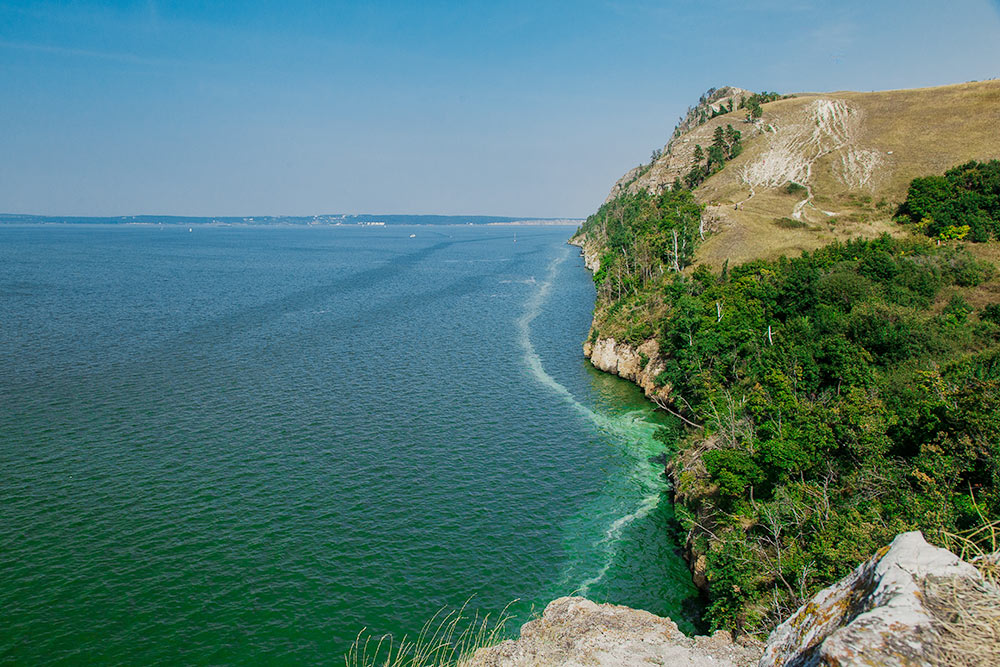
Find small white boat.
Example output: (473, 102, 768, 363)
(409, 234, 416, 238)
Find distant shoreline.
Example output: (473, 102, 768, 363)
(0, 213, 583, 227)
(484, 220, 580, 226)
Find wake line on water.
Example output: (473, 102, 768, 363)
(576, 493, 660, 596)
(515, 249, 594, 422)
(517, 246, 664, 595)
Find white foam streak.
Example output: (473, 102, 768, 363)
(576, 492, 660, 596)
(519, 247, 664, 595)
(516, 249, 623, 434)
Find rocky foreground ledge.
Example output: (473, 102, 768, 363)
(465, 532, 999, 667)
(465, 596, 761, 667)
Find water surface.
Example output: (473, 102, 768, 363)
(0, 224, 698, 663)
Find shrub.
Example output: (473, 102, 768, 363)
(817, 272, 873, 311)
(981, 303, 1000, 325)
(704, 449, 765, 504)
(775, 217, 808, 229)
(943, 294, 973, 323)
(785, 182, 807, 196)
(950, 254, 995, 287)
(898, 160, 1000, 242)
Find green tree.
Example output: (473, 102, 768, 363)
(685, 165, 705, 189)
(724, 124, 740, 144)
(898, 160, 1000, 242)
(708, 145, 726, 172)
(713, 126, 727, 151)
(724, 125, 742, 158)
(901, 176, 952, 222)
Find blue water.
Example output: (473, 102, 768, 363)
(0, 224, 698, 663)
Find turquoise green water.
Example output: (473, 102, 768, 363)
(0, 225, 699, 663)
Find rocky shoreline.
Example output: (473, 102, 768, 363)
(570, 235, 712, 592)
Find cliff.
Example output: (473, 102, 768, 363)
(583, 336, 670, 403)
(566, 235, 600, 272)
(569, 235, 673, 405)
(465, 597, 763, 667)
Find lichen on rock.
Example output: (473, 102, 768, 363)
(760, 531, 999, 667)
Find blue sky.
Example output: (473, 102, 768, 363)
(2, 1, 999, 217)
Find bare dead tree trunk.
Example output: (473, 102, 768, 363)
(672, 230, 680, 272)
(652, 396, 703, 429)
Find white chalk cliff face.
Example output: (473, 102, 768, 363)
(583, 337, 671, 403)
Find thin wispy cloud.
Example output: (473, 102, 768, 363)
(0, 39, 176, 66)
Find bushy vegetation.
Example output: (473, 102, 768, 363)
(579, 122, 1000, 637)
(739, 92, 784, 122)
(785, 182, 807, 196)
(685, 125, 742, 189)
(652, 236, 1000, 632)
(774, 217, 808, 229)
(710, 100, 735, 119)
(898, 160, 1000, 241)
(579, 189, 704, 304)
(577, 194, 1000, 633)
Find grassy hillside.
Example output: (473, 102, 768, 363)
(609, 80, 1000, 269)
(574, 79, 1000, 636)
(698, 80, 1000, 267)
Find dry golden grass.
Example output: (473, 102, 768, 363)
(938, 497, 1000, 586)
(841, 80, 1000, 196)
(923, 575, 1000, 667)
(690, 79, 1000, 268)
(927, 508, 1000, 667)
(345, 600, 515, 667)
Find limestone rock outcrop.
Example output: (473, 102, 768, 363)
(583, 336, 670, 402)
(464, 597, 763, 667)
(760, 531, 999, 667)
(568, 235, 600, 272)
(464, 535, 998, 667)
